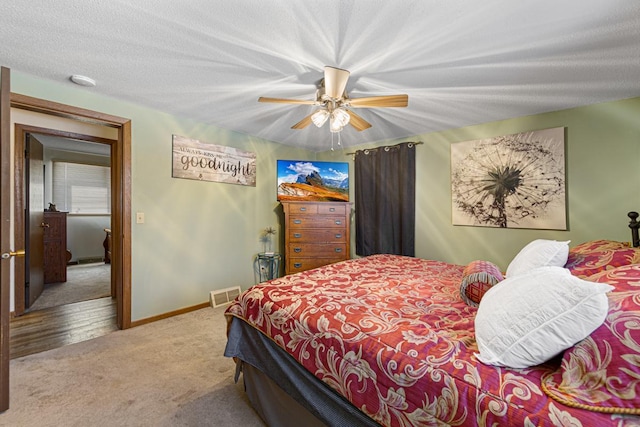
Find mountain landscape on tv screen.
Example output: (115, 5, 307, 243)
(278, 168, 349, 202)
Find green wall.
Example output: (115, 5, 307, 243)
(10, 70, 640, 320)
(10, 71, 315, 321)
(320, 97, 640, 270)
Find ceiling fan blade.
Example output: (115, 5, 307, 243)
(258, 97, 316, 105)
(348, 94, 408, 108)
(291, 114, 314, 130)
(324, 66, 350, 99)
(347, 110, 372, 132)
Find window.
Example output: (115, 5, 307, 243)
(52, 161, 111, 214)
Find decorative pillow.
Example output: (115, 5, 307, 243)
(475, 266, 613, 369)
(505, 239, 570, 278)
(541, 264, 640, 414)
(569, 239, 630, 255)
(565, 247, 640, 278)
(459, 260, 504, 307)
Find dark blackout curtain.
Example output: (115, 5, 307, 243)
(355, 142, 416, 256)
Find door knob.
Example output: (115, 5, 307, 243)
(40, 222, 50, 228)
(1, 249, 25, 260)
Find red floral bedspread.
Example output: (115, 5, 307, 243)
(225, 255, 640, 426)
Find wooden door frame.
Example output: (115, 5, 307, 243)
(13, 124, 118, 316)
(1, 66, 12, 412)
(10, 94, 132, 329)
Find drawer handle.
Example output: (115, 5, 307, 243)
(334, 220, 342, 225)
(335, 248, 342, 253)
(299, 207, 307, 211)
(294, 248, 302, 253)
(335, 234, 342, 238)
(329, 207, 335, 212)
(294, 263, 302, 268)
(294, 219, 302, 224)
(293, 233, 302, 238)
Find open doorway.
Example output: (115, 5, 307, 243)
(9, 94, 131, 324)
(8, 94, 131, 332)
(11, 125, 119, 358)
(15, 128, 115, 315)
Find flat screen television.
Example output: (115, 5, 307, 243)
(277, 160, 349, 202)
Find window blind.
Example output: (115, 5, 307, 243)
(52, 161, 111, 214)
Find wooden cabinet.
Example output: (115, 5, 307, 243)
(282, 201, 351, 275)
(43, 211, 67, 284)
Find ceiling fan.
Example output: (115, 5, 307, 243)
(258, 66, 408, 133)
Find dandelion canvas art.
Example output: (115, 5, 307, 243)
(451, 127, 566, 230)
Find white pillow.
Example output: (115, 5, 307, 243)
(474, 266, 612, 369)
(506, 239, 570, 277)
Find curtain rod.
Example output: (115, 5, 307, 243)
(345, 141, 423, 156)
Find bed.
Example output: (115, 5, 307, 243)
(224, 214, 640, 426)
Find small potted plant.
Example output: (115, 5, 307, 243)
(261, 226, 277, 255)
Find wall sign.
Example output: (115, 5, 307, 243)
(172, 135, 256, 186)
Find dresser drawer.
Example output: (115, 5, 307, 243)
(318, 204, 347, 215)
(288, 216, 346, 228)
(287, 257, 345, 274)
(289, 229, 347, 243)
(287, 204, 318, 215)
(285, 203, 348, 215)
(289, 243, 347, 257)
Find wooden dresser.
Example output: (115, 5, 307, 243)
(43, 211, 68, 284)
(282, 201, 351, 275)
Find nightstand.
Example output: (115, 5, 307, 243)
(255, 252, 282, 283)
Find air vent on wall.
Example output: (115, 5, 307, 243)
(209, 286, 241, 308)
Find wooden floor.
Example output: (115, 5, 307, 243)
(9, 297, 118, 359)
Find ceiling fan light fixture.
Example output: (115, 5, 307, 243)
(311, 109, 330, 127)
(329, 121, 345, 133)
(329, 107, 350, 132)
(258, 65, 407, 137)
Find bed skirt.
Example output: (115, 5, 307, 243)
(224, 317, 381, 427)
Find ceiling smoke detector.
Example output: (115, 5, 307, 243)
(70, 74, 96, 87)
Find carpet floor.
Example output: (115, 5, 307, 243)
(29, 263, 111, 311)
(2, 306, 265, 427)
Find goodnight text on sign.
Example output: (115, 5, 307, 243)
(172, 135, 256, 186)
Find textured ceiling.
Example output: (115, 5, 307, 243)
(1, 0, 639, 151)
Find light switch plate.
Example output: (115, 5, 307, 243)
(136, 212, 145, 224)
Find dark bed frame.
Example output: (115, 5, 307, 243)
(628, 211, 640, 247)
(227, 212, 640, 427)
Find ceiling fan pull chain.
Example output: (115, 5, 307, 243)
(330, 132, 343, 151)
